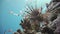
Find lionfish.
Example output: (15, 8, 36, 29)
(10, 0, 58, 34)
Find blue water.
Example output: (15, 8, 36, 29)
(0, 0, 51, 34)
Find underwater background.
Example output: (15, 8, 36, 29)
(0, 0, 51, 34)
